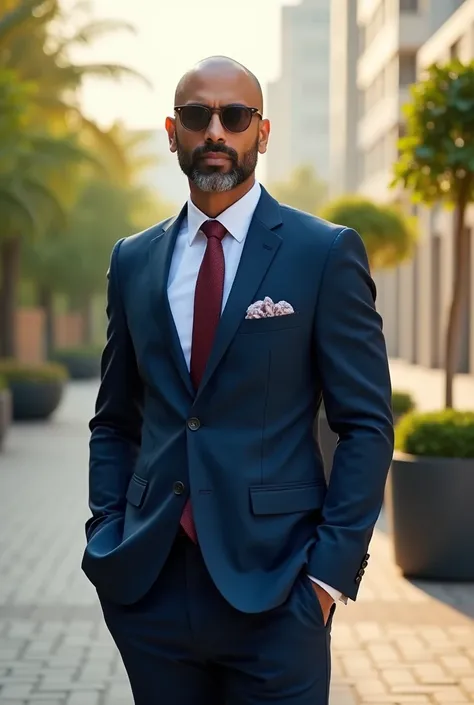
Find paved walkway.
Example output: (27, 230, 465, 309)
(0, 371, 473, 705)
(389, 359, 474, 411)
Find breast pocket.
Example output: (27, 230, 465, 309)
(238, 313, 302, 335)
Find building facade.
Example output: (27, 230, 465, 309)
(329, 0, 474, 375)
(266, 0, 331, 185)
(328, 0, 359, 197)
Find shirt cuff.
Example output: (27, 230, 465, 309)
(307, 576, 346, 604)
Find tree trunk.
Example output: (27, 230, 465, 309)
(0, 237, 21, 358)
(444, 183, 471, 409)
(38, 285, 55, 359)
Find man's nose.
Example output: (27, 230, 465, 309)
(205, 112, 226, 142)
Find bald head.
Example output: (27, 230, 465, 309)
(174, 56, 263, 110)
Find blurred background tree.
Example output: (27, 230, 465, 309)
(23, 126, 174, 355)
(269, 164, 327, 214)
(392, 60, 474, 408)
(0, 0, 171, 359)
(320, 196, 418, 272)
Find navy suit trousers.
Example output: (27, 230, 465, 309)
(99, 533, 335, 705)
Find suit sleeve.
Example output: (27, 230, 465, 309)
(307, 227, 394, 601)
(85, 238, 144, 540)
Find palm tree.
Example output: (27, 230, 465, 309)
(0, 67, 102, 355)
(0, 0, 151, 356)
(23, 124, 174, 354)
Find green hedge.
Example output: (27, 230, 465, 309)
(0, 375, 6, 390)
(395, 409, 474, 458)
(51, 345, 102, 380)
(0, 359, 68, 383)
(52, 345, 103, 359)
(392, 391, 415, 415)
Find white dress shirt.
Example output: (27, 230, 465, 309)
(167, 180, 342, 605)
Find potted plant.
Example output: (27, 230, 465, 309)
(0, 359, 68, 421)
(0, 374, 12, 450)
(392, 391, 415, 424)
(51, 345, 102, 380)
(386, 409, 474, 580)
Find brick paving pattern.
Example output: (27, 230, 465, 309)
(0, 370, 473, 705)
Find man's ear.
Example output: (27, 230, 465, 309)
(166, 116, 177, 153)
(258, 118, 270, 155)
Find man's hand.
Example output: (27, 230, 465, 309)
(311, 583, 335, 625)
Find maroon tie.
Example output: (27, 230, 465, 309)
(180, 219, 227, 542)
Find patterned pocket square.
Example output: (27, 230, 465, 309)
(245, 296, 295, 319)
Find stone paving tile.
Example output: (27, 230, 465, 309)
(0, 379, 473, 705)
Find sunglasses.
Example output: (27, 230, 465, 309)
(174, 104, 262, 133)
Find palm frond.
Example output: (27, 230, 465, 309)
(21, 175, 67, 228)
(52, 18, 136, 56)
(0, 181, 37, 233)
(78, 116, 129, 181)
(70, 62, 152, 88)
(0, 0, 48, 44)
(30, 133, 102, 167)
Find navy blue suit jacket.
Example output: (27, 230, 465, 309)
(81, 186, 394, 611)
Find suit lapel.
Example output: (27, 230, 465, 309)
(148, 205, 195, 398)
(195, 188, 283, 401)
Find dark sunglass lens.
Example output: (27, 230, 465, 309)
(222, 106, 252, 132)
(180, 106, 210, 131)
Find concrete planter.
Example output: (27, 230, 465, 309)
(0, 388, 12, 450)
(10, 380, 65, 421)
(386, 451, 474, 580)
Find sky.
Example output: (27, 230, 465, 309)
(72, 0, 299, 130)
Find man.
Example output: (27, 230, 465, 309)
(82, 56, 394, 705)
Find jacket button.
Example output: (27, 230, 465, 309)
(173, 481, 185, 495)
(355, 575, 362, 583)
(359, 568, 365, 576)
(187, 417, 200, 431)
(361, 560, 368, 569)
(365, 553, 370, 560)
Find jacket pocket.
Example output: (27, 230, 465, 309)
(250, 480, 325, 515)
(125, 474, 148, 507)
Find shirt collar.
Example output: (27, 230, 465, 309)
(186, 181, 262, 246)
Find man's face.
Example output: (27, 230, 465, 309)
(166, 69, 269, 193)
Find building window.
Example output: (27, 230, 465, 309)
(399, 54, 417, 86)
(450, 39, 461, 59)
(400, 0, 418, 11)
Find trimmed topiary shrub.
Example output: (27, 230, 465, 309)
(395, 409, 474, 458)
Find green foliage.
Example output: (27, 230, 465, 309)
(392, 60, 474, 204)
(51, 345, 101, 379)
(0, 0, 49, 44)
(0, 374, 6, 390)
(392, 391, 416, 415)
(0, 0, 157, 357)
(269, 165, 327, 215)
(23, 122, 174, 305)
(320, 196, 418, 270)
(52, 344, 102, 359)
(0, 357, 68, 382)
(395, 409, 474, 458)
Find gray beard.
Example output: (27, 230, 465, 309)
(190, 170, 240, 192)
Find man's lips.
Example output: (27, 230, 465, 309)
(201, 152, 231, 164)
